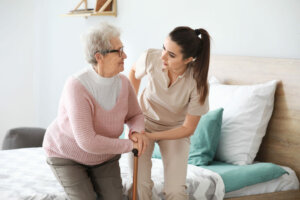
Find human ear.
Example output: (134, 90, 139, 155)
(94, 52, 104, 63)
(184, 56, 194, 65)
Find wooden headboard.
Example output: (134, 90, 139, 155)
(209, 55, 300, 180)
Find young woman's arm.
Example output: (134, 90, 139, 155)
(128, 64, 141, 95)
(145, 114, 201, 140)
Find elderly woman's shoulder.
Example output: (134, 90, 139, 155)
(62, 75, 86, 93)
(118, 73, 129, 83)
(119, 74, 133, 88)
(63, 68, 90, 87)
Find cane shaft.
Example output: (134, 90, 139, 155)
(132, 156, 138, 200)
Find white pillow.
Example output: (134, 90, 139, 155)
(209, 77, 278, 165)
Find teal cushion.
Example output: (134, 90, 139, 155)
(202, 161, 288, 192)
(189, 108, 223, 165)
(152, 143, 161, 159)
(152, 108, 224, 166)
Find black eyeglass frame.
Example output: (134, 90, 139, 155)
(95, 47, 124, 57)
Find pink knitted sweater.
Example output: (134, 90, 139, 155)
(43, 74, 144, 165)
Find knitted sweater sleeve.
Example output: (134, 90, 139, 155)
(63, 78, 133, 155)
(125, 77, 145, 133)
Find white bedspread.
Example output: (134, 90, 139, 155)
(0, 148, 225, 200)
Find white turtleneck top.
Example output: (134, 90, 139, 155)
(74, 67, 122, 110)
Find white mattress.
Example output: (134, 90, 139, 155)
(0, 147, 298, 200)
(0, 148, 224, 200)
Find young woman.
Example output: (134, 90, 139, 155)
(129, 26, 211, 200)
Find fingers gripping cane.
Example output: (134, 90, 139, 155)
(132, 148, 139, 200)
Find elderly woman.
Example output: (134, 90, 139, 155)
(42, 23, 148, 200)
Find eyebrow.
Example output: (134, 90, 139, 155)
(163, 45, 176, 57)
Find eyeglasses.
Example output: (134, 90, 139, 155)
(101, 47, 124, 57)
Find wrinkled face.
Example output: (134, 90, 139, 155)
(97, 37, 127, 77)
(161, 36, 192, 73)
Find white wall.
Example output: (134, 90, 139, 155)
(0, 0, 39, 143)
(0, 0, 300, 144)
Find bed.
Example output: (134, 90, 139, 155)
(209, 55, 300, 199)
(1, 55, 300, 199)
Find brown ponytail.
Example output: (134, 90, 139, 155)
(169, 26, 210, 104)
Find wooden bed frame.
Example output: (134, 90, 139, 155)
(208, 55, 300, 199)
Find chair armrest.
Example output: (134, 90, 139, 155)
(2, 127, 46, 150)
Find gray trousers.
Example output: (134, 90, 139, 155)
(47, 155, 123, 200)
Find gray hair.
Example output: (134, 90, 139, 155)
(82, 23, 120, 65)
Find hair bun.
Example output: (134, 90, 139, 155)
(194, 29, 201, 36)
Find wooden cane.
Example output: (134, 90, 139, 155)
(132, 148, 138, 200)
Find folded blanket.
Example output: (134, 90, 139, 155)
(201, 161, 287, 192)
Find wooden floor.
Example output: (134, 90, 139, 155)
(226, 190, 300, 200)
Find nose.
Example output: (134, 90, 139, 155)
(122, 51, 127, 59)
(161, 50, 167, 61)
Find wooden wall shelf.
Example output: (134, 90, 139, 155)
(64, 0, 117, 17)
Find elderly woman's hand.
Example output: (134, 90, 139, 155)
(130, 132, 149, 156)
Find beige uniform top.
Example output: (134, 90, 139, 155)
(135, 49, 209, 132)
